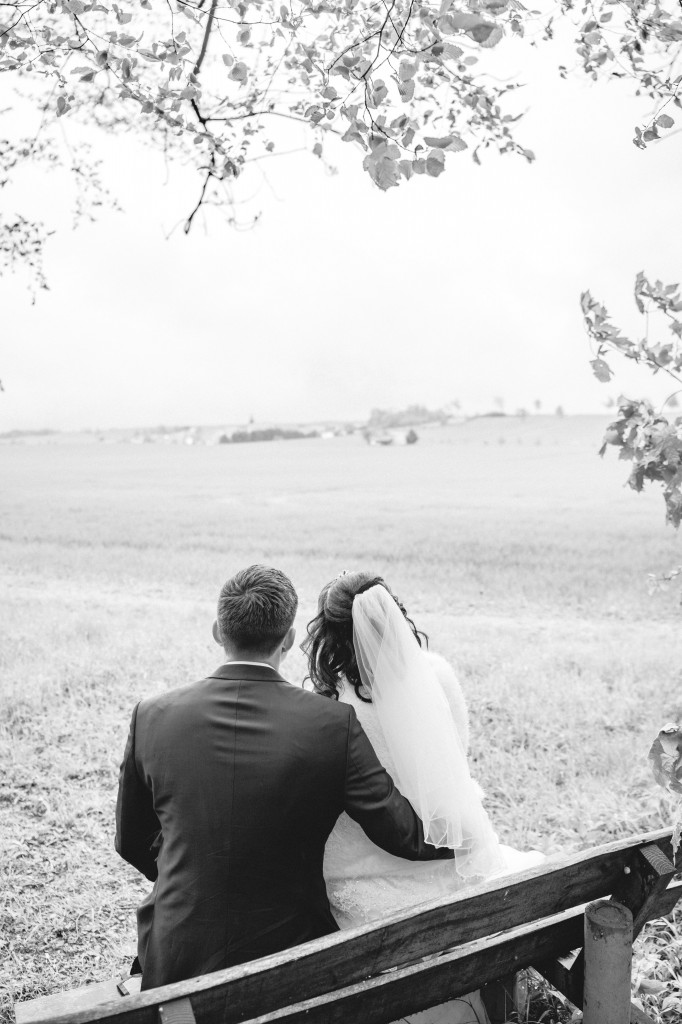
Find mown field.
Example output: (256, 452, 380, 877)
(2, 415, 682, 1023)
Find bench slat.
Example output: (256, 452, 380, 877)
(15, 983, 125, 1024)
(234, 908, 586, 1024)
(14, 829, 678, 1024)
(15, 982, 143, 1024)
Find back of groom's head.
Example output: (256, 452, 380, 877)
(216, 564, 298, 655)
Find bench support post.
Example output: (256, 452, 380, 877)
(535, 840, 677, 1013)
(582, 900, 633, 1024)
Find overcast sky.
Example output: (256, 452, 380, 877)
(2, 31, 681, 432)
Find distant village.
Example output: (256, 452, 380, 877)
(1, 402, 570, 446)
(108, 403, 463, 447)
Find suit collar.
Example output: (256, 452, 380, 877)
(208, 663, 288, 684)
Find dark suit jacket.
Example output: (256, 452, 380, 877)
(115, 663, 452, 990)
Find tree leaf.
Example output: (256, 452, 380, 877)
(423, 135, 467, 152)
(229, 61, 248, 83)
(363, 152, 400, 190)
(443, 11, 481, 30)
(648, 724, 682, 795)
(443, 43, 463, 60)
(426, 149, 445, 176)
(473, 23, 504, 47)
(637, 978, 667, 995)
(399, 159, 414, 180)
(398, 79, 415, 102)
(590, 357, 613, 383)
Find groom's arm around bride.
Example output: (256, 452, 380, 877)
(115, 565, 452, 991)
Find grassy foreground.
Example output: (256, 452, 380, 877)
(1, 416, 682, 1022)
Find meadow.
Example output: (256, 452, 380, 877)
(2, 415, 682, 1023)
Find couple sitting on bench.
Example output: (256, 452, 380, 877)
(116, 565, 542, 1024)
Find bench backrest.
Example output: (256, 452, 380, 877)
(16, 828, 681, 1024)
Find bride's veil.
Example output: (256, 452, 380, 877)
(352, 585, 503, 880)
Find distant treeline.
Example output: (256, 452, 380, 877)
(0, 428, 57, 439)
(368, 404, 449, 429)
(218, 427, 319, 444)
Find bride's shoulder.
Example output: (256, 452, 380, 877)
(425, 650, 461, 688)
(425, 650, 470, 753)
(338, 679, 387, 752)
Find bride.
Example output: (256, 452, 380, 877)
(303, 570, 543, 1024)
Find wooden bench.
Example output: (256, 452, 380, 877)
(14, 827, 682, 1024)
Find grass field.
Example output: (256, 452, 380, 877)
(2, 415, 682, 1023)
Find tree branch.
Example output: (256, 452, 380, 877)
(193, 0, 218, 78)
(184, 162, 214, 233)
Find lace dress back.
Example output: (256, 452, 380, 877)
(324, 652, 474, 928)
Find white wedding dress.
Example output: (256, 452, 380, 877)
(324, 643, 543, 1024)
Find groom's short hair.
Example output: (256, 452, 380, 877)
(217, 565, 298, 653)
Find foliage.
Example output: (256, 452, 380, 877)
(597, 397, 682, 527)
(0, 132, 117, 295)
(559, 0, 682, 151)
(1, 0, 682, 286)
(582, 274, 682, 527)
(221, 426, 319, 442)
(648, 723, 682, 858)
(648, 562, 682, 595)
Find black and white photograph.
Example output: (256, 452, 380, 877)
(2, 1, 682, 1021)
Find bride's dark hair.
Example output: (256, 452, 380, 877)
(302, 570, 428, 702)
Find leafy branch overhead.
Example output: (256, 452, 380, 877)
(3, 0, 535, 198)
(582, 275, 682, 527)
(0, 135, 114, 296)
(1, 0, 682, 275)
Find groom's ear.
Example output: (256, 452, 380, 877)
(212, 620, 222, 646)
(281, 625, 296, 655)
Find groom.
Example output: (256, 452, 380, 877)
(115, 564, 452, 990)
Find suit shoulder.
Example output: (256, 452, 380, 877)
(136, 678, 207, 717)
(284, 683, 352, 719)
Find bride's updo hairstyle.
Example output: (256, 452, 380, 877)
(303, 570, 428, 702)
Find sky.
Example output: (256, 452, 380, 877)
(2, 28, 682, 432)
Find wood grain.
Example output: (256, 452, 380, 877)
(232, 909, 587, 1024)
(583, 901, 633, 1024)
(15, 983, 124, 1024)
